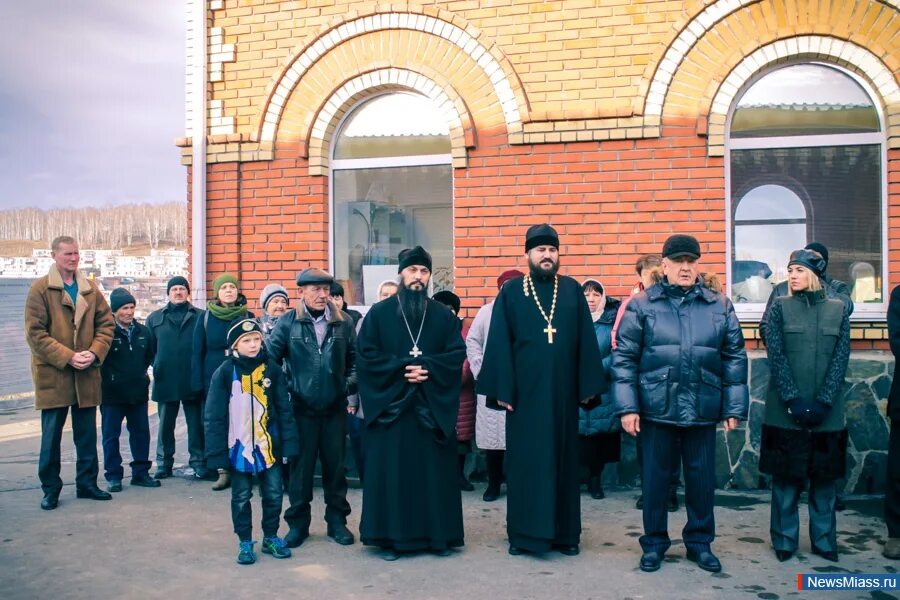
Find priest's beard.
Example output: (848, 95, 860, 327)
(398, 281, 427, 328)
(528, 256, 560, 281)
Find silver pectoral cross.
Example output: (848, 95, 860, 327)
(544, 325, 556, 344)
(409, 345, 423, 358)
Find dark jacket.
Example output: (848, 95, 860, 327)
(579, 297, 621, 436)
(101, 321, 154, 405)
(760, 275, 853, 344)
(759, 290, 851, 482)
(612, 277, 749, 427)
(887, 284, 900, 420)
(146, 302, 201, 403)
(267, 300, 357, 416)
(204, 357, 300, 471)
(190, 302, 255, 396)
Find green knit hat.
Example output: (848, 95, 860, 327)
(212, 273, 239, 297)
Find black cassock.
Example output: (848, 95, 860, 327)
(477, 274, 605, 552)
(357, 296, 467, 551)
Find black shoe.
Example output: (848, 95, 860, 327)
(835, 497, 847, 512)
(686, 549, 722, 573)
(508, 545, 525, 556)
(639, 551, 662, 572)
(483, 484, 501, 502)
(812, 547, 839, 562)
(459, 476, 475, 492)
(432, 547, 452, 557)
(327, 523, 355, 546)
(193, 469, 217, 481)
(635, 495, 643, 509)
(667, 488, 679, 512)
(284, 528, 309, 548)
(381, 548, 401, 561)
(107, 480, 123, 493)
(775, 549, 794, 562)
(40, 492, 59, 511)
(153, 468, 171, 480)
(556, 545, 579, 556)
(589, 477, 605, 500)
(76, 486, 113, 501)
(131, 473, 161, 488)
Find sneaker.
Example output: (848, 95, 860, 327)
(262, 536, 292, 559)
(107, 480, 123, 493)
(237, 540, 257, 565)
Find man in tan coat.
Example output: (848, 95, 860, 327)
(25, 236, 115, 510)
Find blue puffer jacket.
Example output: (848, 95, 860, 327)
(611, 277, 749, 427)
(579, 297, 621, 436)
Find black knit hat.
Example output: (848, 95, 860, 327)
(227, 318, 263, 350)
(804, 242, 829, 267)
(166, 275, 190, 294)
(432, 290, 461, 315)
(110, 288, 137, 313)
(525, 223, 559, 252)
(398, 246, 432, 272)
(296, 268, 334, 287)
(788, 249, 826, 277)
(662, 234, 701, 260)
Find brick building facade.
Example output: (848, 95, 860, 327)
(180, 0, 900, 490)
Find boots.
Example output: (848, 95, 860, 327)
(212, 469, 231, 491)
(588, 476, 605, 500)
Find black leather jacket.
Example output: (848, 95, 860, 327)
(266, 301, 357, 416)
(612, 277, 749, 426)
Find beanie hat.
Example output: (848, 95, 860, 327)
(227, 318, 263, 350)
(212, 273, 239, 297)
(788, 249, 826, 277)
(432, 290, 461, 315)
(260, 283, 288, 310)
(398, 246, 432, 272)
(804, 242, 829, 267)
(497, 269, 524, 289)
(166, 275, 190, 294)
(524, 224, 559, 252)
(110, 287, 137, 313)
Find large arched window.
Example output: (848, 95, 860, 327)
(727, 63, 886, 316)
(330, 93, 453, 306)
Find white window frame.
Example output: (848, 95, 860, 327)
(328, 91, 454, 309)
(725, 62, 889, 322)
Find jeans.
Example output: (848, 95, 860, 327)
(231, 467, 284, 541)
(100, 403, 151, 481)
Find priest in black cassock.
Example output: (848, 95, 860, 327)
(356, 246, 467, 561)
(478, 224, 606, 556)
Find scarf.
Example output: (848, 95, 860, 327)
(207, 293, 248, 321)
(227, 351, 277, 474)
(591, 309, 604, 323)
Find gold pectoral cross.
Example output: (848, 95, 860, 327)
(544, 325, 556, 344)
(409, 345, 423, 358)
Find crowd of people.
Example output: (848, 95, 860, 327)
(23, 230, 900, 569)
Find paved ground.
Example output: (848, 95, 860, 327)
(0, 401, 896, 600)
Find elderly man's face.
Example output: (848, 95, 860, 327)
(301, 284, 330, 311)
(663, 256, 699, 289)
(168, 285, 189, 304)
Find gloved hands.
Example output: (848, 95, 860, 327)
(786, 397, 831, 428)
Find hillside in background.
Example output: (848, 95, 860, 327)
(0, 202, 187, 255)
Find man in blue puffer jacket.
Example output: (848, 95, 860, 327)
(578, 280, 621, 500)
(612, 234, 748, 575)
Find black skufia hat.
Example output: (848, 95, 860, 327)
(525, 223, 559, 252)
(398, 246, 432, 272)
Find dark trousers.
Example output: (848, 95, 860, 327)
(100, 403, 151, 481)
(639, 421, 716, 554)
(284, 409, 351, 530)
(770, 477, 837, 553)
(887, 422, 900, 539)
(156, 400, 205, 472)
(346, 413, 365, 482)
(38, 405, 99, 495)
(637, 430, 681, 489)
(232, 467, 283, 541)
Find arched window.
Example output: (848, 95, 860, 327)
(727, 63, 885, 315)
(331, 93, 453, 306)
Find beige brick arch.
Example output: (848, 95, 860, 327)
(639, 0, 900, 118)
(305, 68, 475, 176)
(701, 36, 900, 156)
(257, 11, 528, 145)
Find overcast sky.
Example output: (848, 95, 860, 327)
(0, 1, 184, 209)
